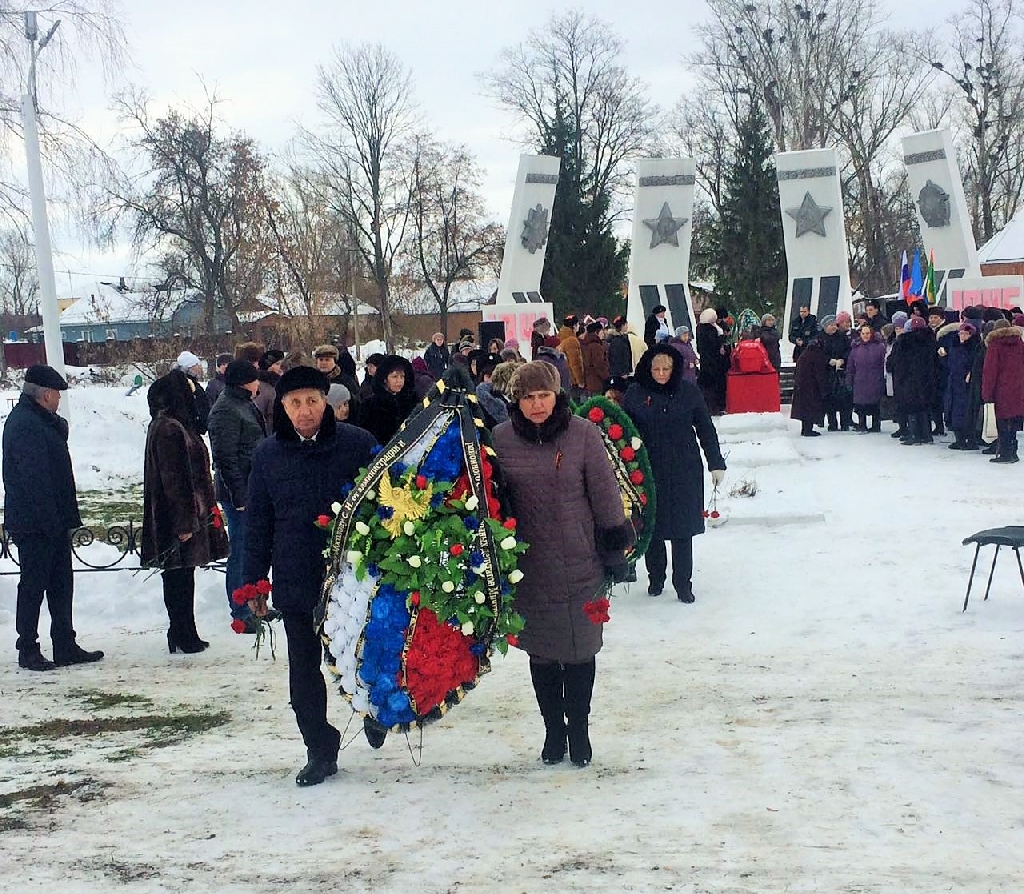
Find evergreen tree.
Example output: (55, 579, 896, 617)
(538, 109, 630, 322)
(714, 102, 787, 319)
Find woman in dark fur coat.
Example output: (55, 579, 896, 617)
(357, 355, 417, 445)
(142, 369, 228, 653)
(493, 361, 633, 768)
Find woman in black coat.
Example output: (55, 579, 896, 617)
(790, 337, 830, 436)
(696, 309, 729, 414)
(358, 355, 417, 445)
(623, 345, 726, 603)
(946, 323, 982, 450)
(886, 320, 938, 445)
(142, 370, 229, 653)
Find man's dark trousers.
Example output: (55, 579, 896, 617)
(14, 530, 74, 654)
(282, 611, 340, 761)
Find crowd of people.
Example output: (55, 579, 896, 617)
(789, 298, 1024, 463)
(9, 293, 1020, 784)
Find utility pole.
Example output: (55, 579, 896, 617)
(347, 243, 361, 361)
(21, 11, 64, 379)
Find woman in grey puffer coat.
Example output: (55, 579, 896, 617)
(492, 361, 633, 769)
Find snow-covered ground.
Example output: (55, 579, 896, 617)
(1, 388, 1023, 892)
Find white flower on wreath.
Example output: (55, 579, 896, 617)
(465, 495, 479, 511)
(331, 501, 342, 514)
(474, 592, 486, 604)
(355, 521, 370, 536)
(408, 555, 422, 568)
(500, 536, 517, 550)
(631, 437, 642, 450)
(508, 569, 524, 584)
(403, 520, 416, 537)
(461, 621, 474, 636)
(442, 580, 455, 593)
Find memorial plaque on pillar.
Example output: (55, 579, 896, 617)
(495, 154, 560, 306)
(902, 129, 981, 304)
(627, 158, 697, 337)
(776, 148, 853, 357)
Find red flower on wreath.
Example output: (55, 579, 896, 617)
(629, 470, 644, 485)
(607, 423, 624, 441)
(506, 634, 519, 648)
(620, 446, 636, 462)
(410, 591, 421, 607)
(415, 474, 428, 490)
(405, 609, 479, 714)
(587, 407, 605, 423)
(450, 543, 465, 557)
(640, 493, 648, 506)
(315, 514, 331, 528)
(503, 518, 517, 530)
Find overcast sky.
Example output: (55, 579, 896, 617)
(45, 0, 967, 297)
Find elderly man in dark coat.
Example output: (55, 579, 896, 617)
(244, 366, 376, 786)
(887, 317, 938, 445)
(624, 345, 726, 602)
(2, 365, 103, 670)
(493, 361, 633, 768)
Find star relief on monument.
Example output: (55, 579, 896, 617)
(786, 191, 832, 238)
(520, 203, 550, 254)
(643, 202, 688, 248)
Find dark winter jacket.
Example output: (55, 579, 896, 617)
(887, 327, 938, 413)
(423, 341, 450, 379)
(845, 334, 886, 406)
(244, 405, 376, 614)
(475, 382, 509, 428)
(184, 372, 211, 436)
(759, 325, 782, 372)
(789, 313, 818, 361)
(790, 340, 831, 424)
(534, 345, 572, 392)
(607, 332, 633, 377)
(205, 373, 226, 407)
(667, 337, 699, 383)
(623, 345, 726, 540)
(492, 394, 630, 663)
(207, 385, 267, 509)
(252, 380, 276, 434)
(982, 326, 1024, 419)
(696, 323, 729, 410)
(580, 332, 610, 395)
(935, 322, 959, 400)
(2, 394, 81, 535)
(945, 332, 982, 430)
(410, 357, 434, 400)
(358, 355, 417, 446)
(644, 314, 668, 348)
(141, 372, 228, 570)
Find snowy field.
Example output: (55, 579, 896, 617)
(0, 386, 1023, 892)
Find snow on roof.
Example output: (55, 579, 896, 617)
(59, 282, 187, 326)
(978, 211, 1024, 264)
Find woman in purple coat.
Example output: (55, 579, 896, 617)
(845, 324, 887, 432)
(666, 326, 699, 384)
(493, 361, 633, 768)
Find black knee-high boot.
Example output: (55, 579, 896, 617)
(563, 659, 596, 767)
(530, 661, 566, 764)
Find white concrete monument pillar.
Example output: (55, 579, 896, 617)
(626, 158, 697, 337)
(495, 154, 560, 306)
(902, 128, 981, 305)
(776, 148, 852, 353)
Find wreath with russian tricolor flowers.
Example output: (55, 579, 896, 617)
(316, 374, 526, 732)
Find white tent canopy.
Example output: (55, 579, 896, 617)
(978, 211, 1024, 264)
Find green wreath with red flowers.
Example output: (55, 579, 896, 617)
(575, 395, 656, 560)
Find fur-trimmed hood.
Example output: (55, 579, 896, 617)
(633, 344, 684, 393)
(937, 321, 962, 340)
(986, 325, 1023, 345)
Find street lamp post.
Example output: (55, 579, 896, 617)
(21, 11, 64, 379)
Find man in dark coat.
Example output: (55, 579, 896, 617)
(946, 322, 982, 450)
(207, 360, 267, 627)
(644, 305, 669, 348)
(423, 333, 450, 379)
(205, 353, 232, 406)
(623, 346, 726, 601)
(791, 336, 831, 436)
(607, 316, 634, 377)
(788, 305, 818, 362)
(887, 317, 938, 445)
(244, 366, 376, 786)
(358, 355, 417, 446)
(819, 315, 853, 431)
(2, 366, 103, 670)
(759, 314, 782, 371)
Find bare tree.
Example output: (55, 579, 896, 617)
(110, 90, 277, 329)
(0, 226, 40, 316)
(307, 43, 419, 351)
(0, 2, 127, 230)
(481, 9, 657, 211)
(410, 140, 503, 339)
(932, 0, 1024, 243)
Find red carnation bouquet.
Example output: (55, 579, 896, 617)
(231, 578, 279, 658)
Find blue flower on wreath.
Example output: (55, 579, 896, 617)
(419, 421, 464, 482)
(469, 549, 485, 569)
(390, 461, 407, 477)
(429, 492, 445, 509)
(465, 570, 478, 586)
(470, 641, 487, 656)
(377, 505, 395, 520)
(367, 562, 380, 578)
(339, 482, 354, 498)
(370, 444, 383, 456)
(464, 515, 478, 531)
(501, 579, 512, 596)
